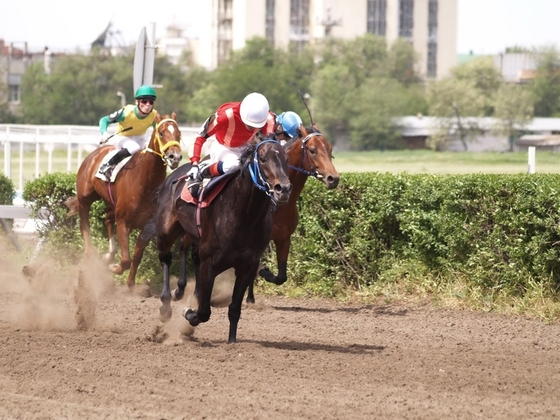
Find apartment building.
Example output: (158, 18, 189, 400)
(195, 0, 457, 79)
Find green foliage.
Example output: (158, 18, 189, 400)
(289, 172, 560, 305)
(21, 51, 134, 125)
(531, 46, 560, 117)
(0, 173, 16, 204)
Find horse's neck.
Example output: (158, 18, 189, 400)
(230, 167, 271, 219)
(287, 142, 309, 197)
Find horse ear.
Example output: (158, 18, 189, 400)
(155, 112, 162, 123)
(172, 111, 177, 120)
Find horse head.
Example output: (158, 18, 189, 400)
(244, 136, 293, 208)
(152, 112, 183, 170)
(289, 125, 340, 189)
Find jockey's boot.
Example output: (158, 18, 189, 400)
(187, 161, 223, 198)
(99, 149, 132, 178)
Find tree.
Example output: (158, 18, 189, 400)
(427, 78, 486, 151)
(451, 56, 503, 116)
(492, 84, 534, 152)
(531, 46, 560, 117)
(0, 68, 12, 123)
(20, 50, 133, 125)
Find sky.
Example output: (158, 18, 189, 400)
(1, 0, 559, 56)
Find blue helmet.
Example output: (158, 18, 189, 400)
(276, 111, 302, 138)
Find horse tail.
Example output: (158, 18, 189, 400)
(65, 196, 79, 217)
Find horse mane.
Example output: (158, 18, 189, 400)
(238, 134, 278, 170)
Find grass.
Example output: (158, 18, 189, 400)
(332, 149, 560, 174)
(3, 149, 560, 188)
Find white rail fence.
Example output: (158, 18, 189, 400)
(0, 124, 199, 191)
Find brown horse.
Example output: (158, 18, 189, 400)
(66, 112, 182, 288)
(155, 137, 292, 343)
(247, 124, 340, 303)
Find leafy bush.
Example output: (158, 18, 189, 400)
(0, 173, 16, 205)
(290, 172, 560, 302)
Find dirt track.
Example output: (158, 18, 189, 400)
(0, 245, 559, 419)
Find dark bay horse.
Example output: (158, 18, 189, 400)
(155, 138, 292, 343)
(66, 113, 182, 288)
(247, 124, 340, 303)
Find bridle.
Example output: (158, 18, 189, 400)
(248, 139, 282, 201)
(142, 118, 182, 165)
(287, 131, 323, 179)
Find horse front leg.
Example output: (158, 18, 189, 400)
(102, 208, 117, 265)
(159, 248, 173, 322)
(183, 259, 214, 327)
(110, 220, 132, 277)
(258, 238, 290, 286)
(126, 224, 154, 289)
(172, 235, 192, 301)
(229, 264, 259, 343)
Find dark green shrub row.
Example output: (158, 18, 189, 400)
(290, 172, 560, 297)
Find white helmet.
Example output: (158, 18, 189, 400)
(240, 92, 269, 128)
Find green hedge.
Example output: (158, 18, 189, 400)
(19, 171, 560, 302)
(290, 172, 560, 298)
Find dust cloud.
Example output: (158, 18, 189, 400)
(0, 236, 116, 332)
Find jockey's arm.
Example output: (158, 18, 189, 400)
(99, 108, 125, 134)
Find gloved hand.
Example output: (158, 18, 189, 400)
(99, 131, 110, 145)
(187, 164, 199, 180)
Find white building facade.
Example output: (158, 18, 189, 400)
(191, 0, 457, 79)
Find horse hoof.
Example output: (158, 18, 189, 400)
(182, 308, 200, 326)
(246, 296, 255, 304)
(171, 289, 184, 301)
(102, 253, 114, 265)
(159, 305, 172, 323)
(108, 263, 124, 275)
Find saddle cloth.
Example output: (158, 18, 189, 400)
(94, 149, 132, 182)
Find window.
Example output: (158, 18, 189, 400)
(427, 0, 438, 78)
(266, 0, 275, 44)
(399, 0, 414, 38)
(217, 0, 233, 64)
(367, 0, 387, 36)
(8, 74, 21, 103)
(289, 0, 310, 51)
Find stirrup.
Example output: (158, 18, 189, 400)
(187, 177, 201, 198)
(99, 163, 113, 178)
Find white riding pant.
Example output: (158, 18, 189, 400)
(112, 134, 148, 155)
(208, 140, 243, 173)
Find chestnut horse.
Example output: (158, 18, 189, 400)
(155, 138, 292, 343)
(247, 124, 340, 303)
(66, 113, 182, 288)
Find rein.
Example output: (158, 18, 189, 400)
(248, 139, 280, 202)
(287, 131, 321, 177)
(141, 118, 182, 164)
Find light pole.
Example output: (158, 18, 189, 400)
(116, 91, 126, 108)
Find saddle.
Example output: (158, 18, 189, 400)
(94, 149, 132, 182)
(179, 171, 236, 208)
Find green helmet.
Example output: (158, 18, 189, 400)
(134, 85, 157, 100)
